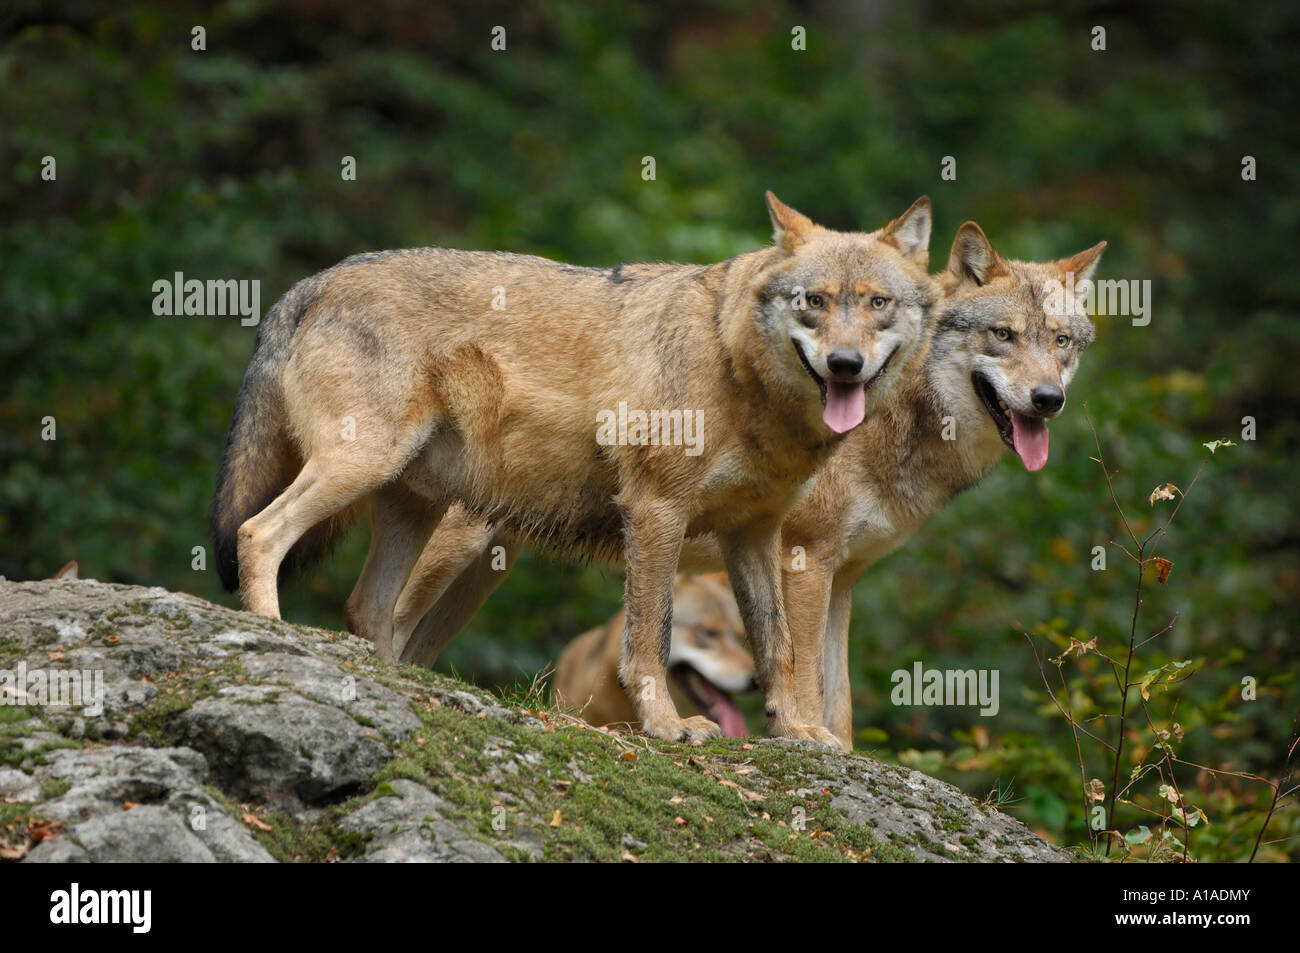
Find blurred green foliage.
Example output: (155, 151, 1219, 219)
(1, 1, 1296, 858)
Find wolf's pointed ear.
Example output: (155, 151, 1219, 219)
(880, 196, 932, 266)
(1057, 240, 1107, 284)
(947, 221, 1006, 286)
(766, 191, 815, 252)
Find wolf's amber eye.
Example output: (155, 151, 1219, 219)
(869, 295, 890, 310)
(993, 328, 1012, 341)
(806, 293, 825, 309)
(1056, 333, 1071, 348)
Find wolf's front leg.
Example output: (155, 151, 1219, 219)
(822, 575, 856, 751)
(782, 554, 833, 728)
(721, 527, 840, 748)
(618, 498, 722, 743)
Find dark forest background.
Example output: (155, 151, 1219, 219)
(2, 1, 1297, 859)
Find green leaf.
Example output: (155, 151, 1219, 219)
(1124, 825, 1152, 845)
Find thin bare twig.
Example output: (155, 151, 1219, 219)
(1084, 405, 1139, 550)
(1141, 703, 1192, 862)
(1250, 709, 1300, 863)
(1087, 416, 1212, 856)
(1027, 633, 1097, 847)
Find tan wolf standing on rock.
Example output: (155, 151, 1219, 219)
(390, 222, 1104, 750)
(210, 192, 936, 745)
(554, 573, 755, 736)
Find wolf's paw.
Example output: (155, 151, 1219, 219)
(772, 721, 843, 750)
(642, 714, 723, 745)
(678, 715, 724, 743)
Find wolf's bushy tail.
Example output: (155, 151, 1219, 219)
(210, 283, 358, 592)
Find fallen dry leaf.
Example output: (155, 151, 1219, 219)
(619, 751, 637, 762)
(550, 810, 563, 827)
(621, 849, 639, 863)
(242, 812, 273, 832)
(29, 820, 64, 843)
(1151, 557, 1173, 584)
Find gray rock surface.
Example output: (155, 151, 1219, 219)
(0, 578, 1073, 863)
(340, 779, 505, 863)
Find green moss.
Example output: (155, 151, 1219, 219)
(39, 776, 71, 800)
(936, 805, 971, 833)
(370, 685, 914, 863)
(0, 706, 41, 768)
(31, 627, 59, 647)
(0, 798, 57, 856)
(126, 658, 246, 744)
(249, 808, 370, 863)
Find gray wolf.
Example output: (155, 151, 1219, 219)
(553, 573, 755, 736)
(391, 222, 1103, 749)
(210, 192, 934, 744)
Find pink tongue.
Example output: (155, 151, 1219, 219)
(698, 681, 748, 737)
(1010, 410, 1050, 471)
(823, 381, 866, 433)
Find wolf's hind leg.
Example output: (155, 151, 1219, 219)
(345, 483, 448, 662)
(237, 452, 375, 619)
(395, 526, 520, 666)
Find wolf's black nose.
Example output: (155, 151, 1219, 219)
(1031, 384, 1065, 413)
(827, 350, 864, 377)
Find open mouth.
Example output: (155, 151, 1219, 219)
(970, 371, 1051, 472)
(669, 663, 748, 737)
(972, 371, 1014, 448)
(793, 341, 899, 434)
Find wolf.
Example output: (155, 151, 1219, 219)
(210, 192, 935, 745)
(390, 222, 1104, 749)
(554, 573, 755, 736)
